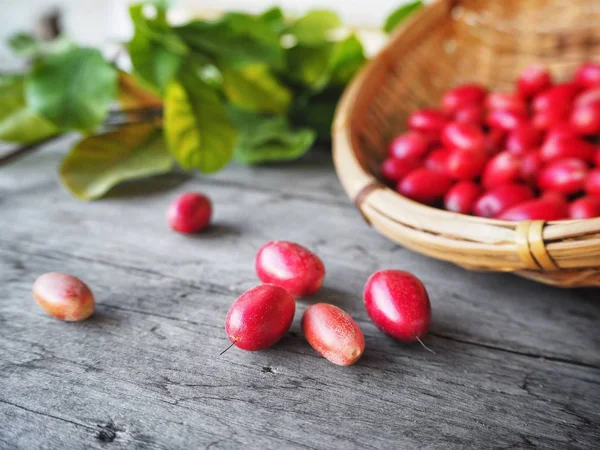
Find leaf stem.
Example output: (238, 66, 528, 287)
(0, 133, 63, 167)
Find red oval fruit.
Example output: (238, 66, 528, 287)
(538, 158, 588, 195)
(574, 88, 600, 108)
(532, 108, 569, 130)
(594, 148, 600, 168)
(520, 150, 543, 184)
(570, 103, 600, 135)
(473, 184, 534, 218)
(441, 122, 485, 152)
(498, 198, 568, 221)
(539, 133, 595, 163)
(363, 270, 431, 342)
(442, 84, 487, 114)
(389, 132, 429, 159)
(454, 104, 484, 126)
(484, 128, 506, 155)
(482, 152, 522, 189)
(302, 303, 365, 366)
(444, 181, 482, 214)
(575, 63, 600, 89)
(518, 64, 552, 98)
(424, 147, 451, 172)
(167, 192, 212, 234)
(586, 169, 600, 198)
(486, 109, 527, 131)
(506, 124, 541, 155)
(33, 272, 95, 321)
(533, 83, 579, 112)
(569, 196, 600, 219)
(398, 168, 454, 204)
(485, 92, 528, 114)
(408, 108, 448, 136)
(255, 241, 325, 297)
(381, 157, 421, 183)
(446, 148, 488, 180)
(225, 284, 296, 351)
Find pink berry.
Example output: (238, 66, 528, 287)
(381, 157, 421, 183)
(569, 196, 600, 219)
(473, 184, 534, 218)
(424, 147, 451, 172)
(486, 109, 527, 131)
(389, 132, 429, 159)
(575, 63, 600, 89)
(482, 152, 522, 189)
(408, 108, 448, 136)
(446, 148, 488, 180)
(454, 104, 484, 126)
(441, 122, 485, 152)
(302, 303, 365, 366)
(518, 64, 552, 98)
(506, 124, 541, 155)
(538, 158, 588, 195)
(255, 241, 325, 297)
(363, 270, 431, 342)
(586, 169, 600, 198)
(540, 132, 595, 162)
(485, 92, 528, 114)
(398, 168, 454, 204)
(167, 192, 212, 234)
(442, 84, 487, 114)
(498, 198, 568, 221)
(33, 272, 94, 321)
(444, 181, 482, 214)
(225, 284, 295, 351)
(570, 103, 600, 135)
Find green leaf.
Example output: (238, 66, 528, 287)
(286, 10, 341, 46)
(328, 35, 366, 86)
(0, 74, 58, 143)
(8, 33, 74, 59)
(25, 47, 117, 132)
(230, 109, 316, 165)
(221, 64, 291, 114)
(164, 77, 237, 172)
(259, 7, 286, 33)
(128, 4, 187, 92)
(59, 123, 172, 200)
(384, 1, 423, 33)
(175, 12, 282, 69)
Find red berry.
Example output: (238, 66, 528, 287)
(518, 64, 552, 98)
(482, 152, 522, 189)
(570, 103, 600, 135)
(533, 83, 579, 112)
(575, 63, 600, 89)
(408, 108, 448, 136)
(532, 108, 569, 130)
(520, 150, 543, 184)
(441, 84, 487, 114)
(441, 122, 485, 152)
(574, 88, 600, 108)
(32, 272, 95, 321)
(454, 104, 484, 126)
(486, 109, 527, 131)
(485, 92, 528, 114)
(255, 241, 325, 297)
(302, 303, 364, 366)
(506, 124, 542, 155)
(363, 270, 431, 342)
(381, 157, 421, 183)
(484, 128, 506, 155)
(473, 184, 534, 218)
(389, 132, 429, 159)
(586, 169, 600, 198)
(569, 196, 600, 219)
(167, 192, 212, 234)
(398, 168, 454, 204)
(540, 132, 595, 162)
(537, 158, 588, 195)
(424, 147, 451, 172)
(446, 148, 488, 180)
(498, 198, 568, 221)
(444, 181, 482, 214)
(595, 148, 600, 167)
(225, 284, 296, 351)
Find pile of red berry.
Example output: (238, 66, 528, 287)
(381, 62, 600, 220)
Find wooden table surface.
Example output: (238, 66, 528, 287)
(1, 138, 599, 449)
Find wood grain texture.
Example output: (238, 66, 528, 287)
(1, 139, 599, 449)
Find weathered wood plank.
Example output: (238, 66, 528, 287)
(1, 250, 599, 449)
(0, 144, 598, 367)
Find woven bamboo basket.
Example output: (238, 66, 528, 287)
(333, 0, 600, 287)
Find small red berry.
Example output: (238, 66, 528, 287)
(518, 64, 552, 98)
(473, 184, 534, 218)
(424, 147, 452, 173)
(454, 104, 484, 126)
(498, 198, 568, 221)
(446, 148, 488, 180)
(398, 168, 454, 204)
(167, 192, 212, 234)
(570, 103, 600, 135)
(506, 124, 542, 155)
(444, 181, 482, 214)
(586, 169, 600, 198)
(408, 108, 448, 136)
(485, 92, 528, 114)
(441, 122, 485, 152)
(575, 63, 600, 89)
(381, 157, 421, 183)
(569, 196, 600, 219)
(442, 84, 487, 114)
(33, 273, 95, 321)
(486, 109, 527, 131)
(389, 132, 429, 159)
(538, 158, 588, 195)
(482, 152, 522, 189)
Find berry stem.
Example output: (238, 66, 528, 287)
(415, 336, 436, 354)
(219, 340, 237, 356)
